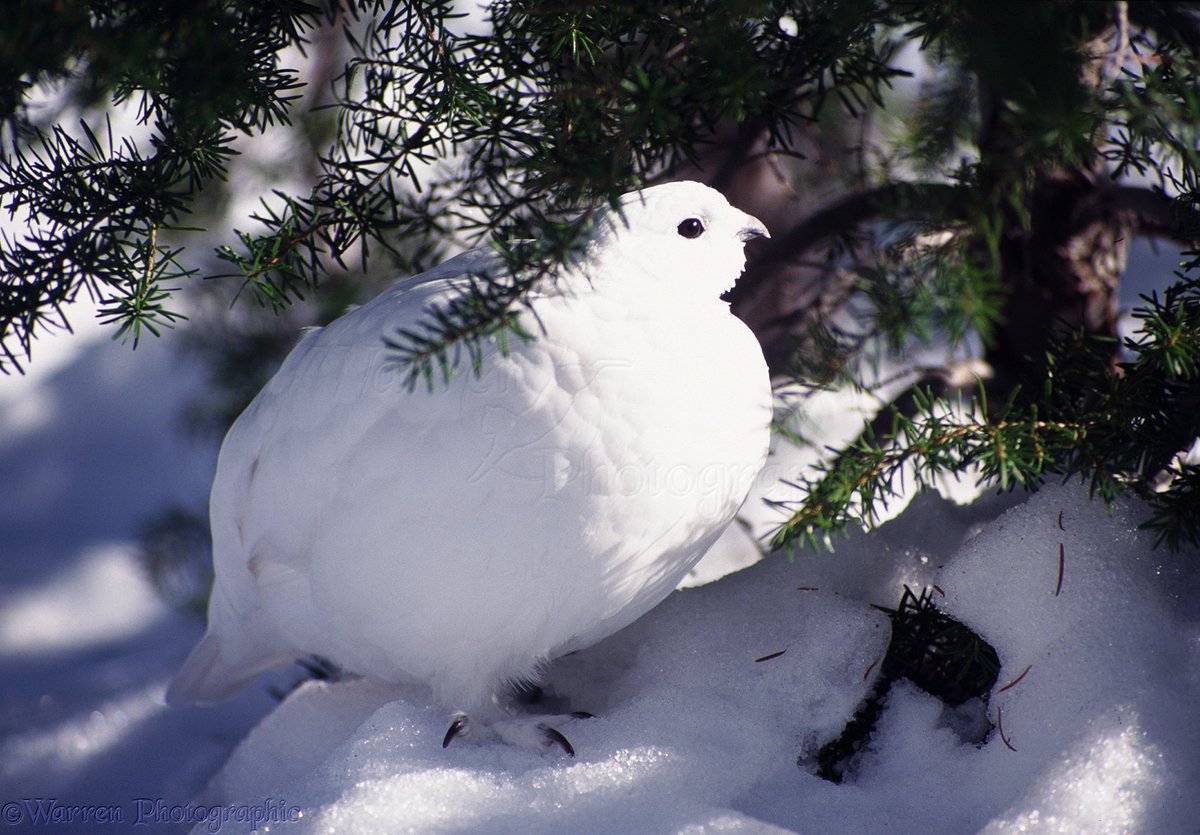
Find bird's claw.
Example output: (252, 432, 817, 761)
(543, 726, 575, 757)
(440, 711, 592, 756)
(442, 714, 468, 749)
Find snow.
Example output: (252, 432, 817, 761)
(204, 553, 886, 833)
(0, 545, 169, 655)
(0, 317, 280, 826)
(938, 488, 1200, 833)
(190, 483, 1198, 834)
(2, 305, 1199, 834)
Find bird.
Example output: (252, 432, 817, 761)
(167, 180, 773, 755)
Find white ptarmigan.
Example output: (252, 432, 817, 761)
(167, 180, 772, 754)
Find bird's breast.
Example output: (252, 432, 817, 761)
(504, 291, 772, 556)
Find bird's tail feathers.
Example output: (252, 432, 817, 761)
(165, 629, 287, 706)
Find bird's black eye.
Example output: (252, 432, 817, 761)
(677, 218, 705, 239)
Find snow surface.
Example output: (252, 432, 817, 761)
(2, 300, 1199, 834)
(0, 316, 282, 828)
(196, 484, 1200, 835)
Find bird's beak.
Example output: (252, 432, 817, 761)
(738, 216, 770, 242)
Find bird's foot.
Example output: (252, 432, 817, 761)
(442, 711, 594, 756)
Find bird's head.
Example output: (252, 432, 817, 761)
(583, 180, 769, 299)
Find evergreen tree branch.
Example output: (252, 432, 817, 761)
(729, 182, 971, 311)
(771, 272, 1200, 553)
(1086, 184, 1200, 242)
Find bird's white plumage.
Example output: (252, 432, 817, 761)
(168, 181, 772, 741)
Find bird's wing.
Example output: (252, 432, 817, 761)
(169, 246, 518, 702)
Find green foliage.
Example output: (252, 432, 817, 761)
(770, 271, 1200, 552)
(767, 389, 1075, 551)
(1106, 29, 1200, 192)
(0, 0, 327, 371)
(215, 0, 907, 372)
(853, 226, 1005, 353)
(760, 2, 1200, 552)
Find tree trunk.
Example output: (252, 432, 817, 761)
(986, 167, 1130, 398)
